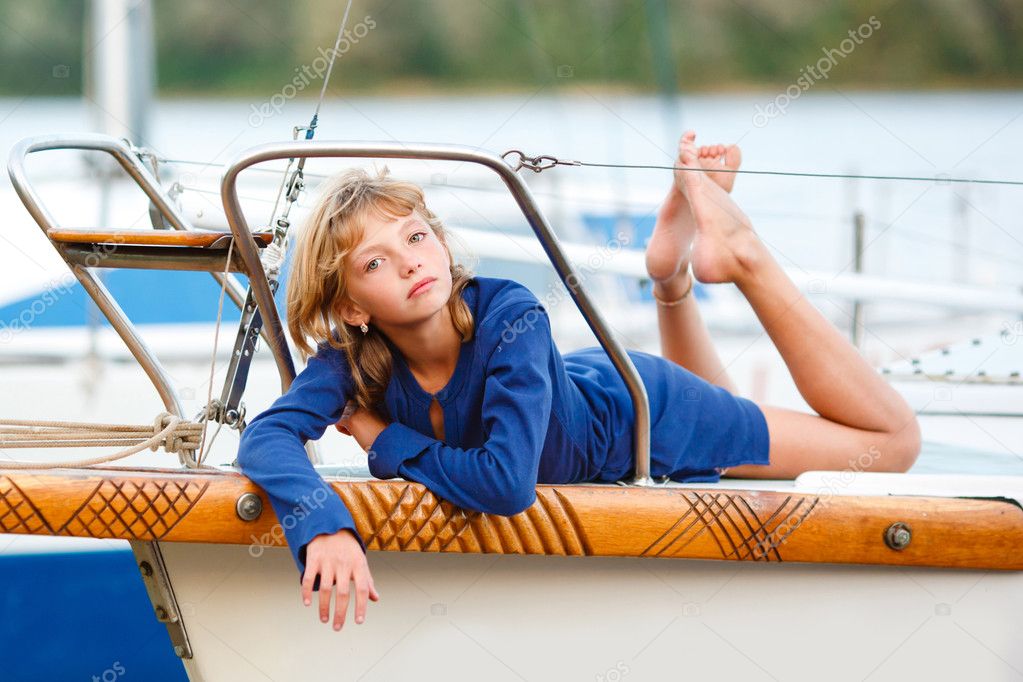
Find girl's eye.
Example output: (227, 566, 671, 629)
(365, 232, 425, 272)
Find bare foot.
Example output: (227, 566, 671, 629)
(675, 133, 762, 285)
(645, 131, 743, 289)
(696, 142, 742, 193)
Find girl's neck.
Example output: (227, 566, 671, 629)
(381, 305, 462, 386)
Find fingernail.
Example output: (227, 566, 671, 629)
(356, 616, 364, 624)
(304, 599, 310, 605)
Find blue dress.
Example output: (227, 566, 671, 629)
(237, 275, 770, 580)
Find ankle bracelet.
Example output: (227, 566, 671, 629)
(652, 273, 694, 307)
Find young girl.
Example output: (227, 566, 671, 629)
(237, 130, 921, 632)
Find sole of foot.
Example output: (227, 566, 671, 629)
(645, 131, 745, 287)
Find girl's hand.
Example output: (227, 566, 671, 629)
(301, 528, 380, 631)
(335, 401, 388, 451)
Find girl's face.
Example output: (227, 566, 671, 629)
(341, 208, 453, 330)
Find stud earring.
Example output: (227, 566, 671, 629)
(360, 322, 369, 334)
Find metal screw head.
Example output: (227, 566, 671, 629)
(174, 645, 186, 657)
(884, 522, 912, 550)
(139, 561, 153, 577)
(155, 606, 168, 620)
(236, 492, 263, 521)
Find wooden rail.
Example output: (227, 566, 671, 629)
(0, 467, 1019, 570)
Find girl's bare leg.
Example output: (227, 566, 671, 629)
(646, 141, 742, 394)
(650, 131, 921, 477)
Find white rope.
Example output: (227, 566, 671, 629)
(196, 235, 236, 466)
(0, 413, 200, 470)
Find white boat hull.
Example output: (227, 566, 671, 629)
(161, 541, 1022, 681)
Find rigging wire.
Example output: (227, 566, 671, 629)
(500, 149, 1023, 187)
(161, 151, 1023, 188)
(173, 181, 1023, 272)
(265, 0, 353, 233)
(194, 0, 353, 461)
(166, 133, 1023, 271)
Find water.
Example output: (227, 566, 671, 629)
(4, 89, 1022, 285)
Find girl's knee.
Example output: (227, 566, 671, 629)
(878, 417, 922, 473)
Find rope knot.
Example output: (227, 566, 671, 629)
(152, 412, 179, 453)
(0, 412, 205, 470)
(150, 412, 201, 456)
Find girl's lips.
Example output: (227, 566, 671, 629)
(408, 278, 435, 298)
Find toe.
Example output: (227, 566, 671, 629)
(680, 143, 700, 168)
(725, 145, 742, 169)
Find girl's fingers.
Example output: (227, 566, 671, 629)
(353, 578, 369, 625)
(334, 573, 352, 630)
(300, 561, 319, 606)
(302, 541, 378, 632)
(368, 574, 380, 602)
(318, 571, 334, 623)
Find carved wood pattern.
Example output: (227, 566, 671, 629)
(641, 492, 819, 561)
(0, 468, 1019, 570)
(0, 475, 207, 540)
(338, 485, 590, 555)
(0, 476, 55, 535)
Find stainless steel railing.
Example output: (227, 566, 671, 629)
(219, 141, 656, 485)
(7, 133, 283, 466)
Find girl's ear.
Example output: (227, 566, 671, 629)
(338, 299, 365, 328)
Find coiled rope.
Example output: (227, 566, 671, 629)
(0, 412, 202, 469)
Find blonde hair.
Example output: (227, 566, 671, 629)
(286, 166, 476, 415)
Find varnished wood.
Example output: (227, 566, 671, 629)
(47, 228, 274, 248)
(0, 467, 1019, 570)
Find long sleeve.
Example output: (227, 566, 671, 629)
(236, 341, 365, 585)
(367, 302, 554, 516)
